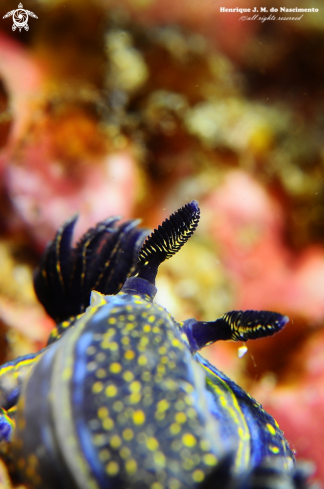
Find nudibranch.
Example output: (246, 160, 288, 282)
(0, 201, 311, 489)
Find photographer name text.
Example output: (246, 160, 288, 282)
(220, 7, 318, 13)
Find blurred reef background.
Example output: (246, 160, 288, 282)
(0, 0, 324, 486)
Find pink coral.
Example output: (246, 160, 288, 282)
(5, 151, 139, 248)
(205, 170, 324, 322)
(108, 0, 258, 60)
(253, 328, 324, 483)
(204, 170, 324, 483)
(0, 33, 139, 248)
(0, 33, 46, 149)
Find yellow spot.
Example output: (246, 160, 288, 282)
(143, 324, 151, 332)
(93, 434, 107, 446)
(110, 435, 122, 449)
(219, 396, 227, 408)
(112, 401, 124, 412)
(170, 423, 181, 435)
(182, 433, 197, 447)
(160, 356, 169, 364)
(129, 381, 141, 393)
(267, 423, 276, 435)
(124, 350, 135, 360)
(125, 459, 137, 474)
(153, 451, 165, 467)
(175, 400, 185, 411)
(106, 328, 116, 337)
(86, 345, 96, 355)
(123, 371, 134, 382)
(175, 412, 187, 424)
(101, 340, 118, 351)
(200, 440, 211, 451)
(147, 437, 159, 451)
(148, 315, 156, 323)
(138, 355, 148, 366)
(184, 395, 194, 406)
(140, 336, 149, 346)
(92, 381, 104, 394)
(127, 314, 135, 321)
(105, 461, 119, 476)
(137, 432, 147, 444)
(49, 329, 58, 340)
(62, 320, 70, 329)
(171, 338, 182, 349)
(156, 399, 169, 412)
(183, 383, 194, 393)
(96, 352, 106, 362)
(133, 410, 145, 425)
(155, 410, 166, 421)
(151, 483, 163, 489)
(142, 371, 151, 382)
(108, 317, 117, 324)
(99, 449, 111, 462)
(192, 470, 204, 482)
(102, 418, 114, 430)
(120, 446, 131, 459)
(110, 363, 122, 374)
(98, 407, 109, 419)
(203, 453, 217, 466)
(87, 362, 97, 372)
(62, 366, 72, 381)
(121, 337, 130, 345)
(154, 373, 163, 384)
(125, 407, 134, 418)
(156, 364, 165, 374)
(128, 393, 141, 404)
(269, 445, 280, 454)
(105, 385, 117, 397)
(95, 368, 106, 379)
(182, 458, 195, 471)
(126, 322, 135, 331)
(169, 478, 181, 489)
(187, 408, 197, 419)
(122, 428, 134, 441)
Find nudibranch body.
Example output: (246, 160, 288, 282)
(0, 201, 310, 488)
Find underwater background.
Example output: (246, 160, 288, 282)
(0, 0, 323, 486)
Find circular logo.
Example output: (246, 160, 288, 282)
(12, 8, 29, 31)
(3, 4, 38, 33)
